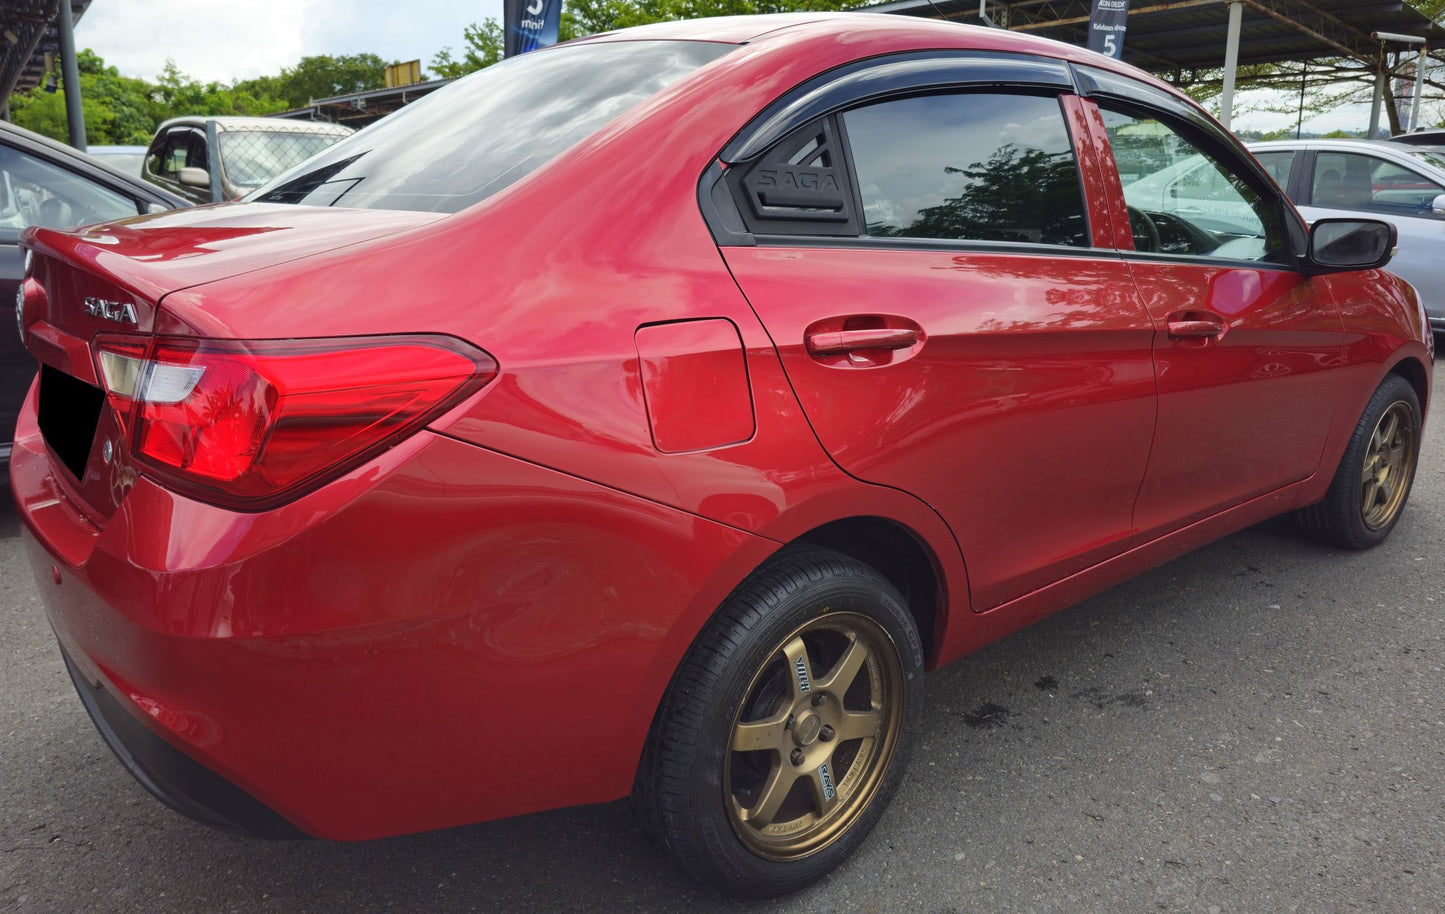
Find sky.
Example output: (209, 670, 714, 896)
(75, 0, 506, 84)
(73, 2, 1431, 135)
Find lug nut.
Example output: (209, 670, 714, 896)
(790, 749, 806, 766)
(812, 693, 827, 707)
(819, 726, 835, 742)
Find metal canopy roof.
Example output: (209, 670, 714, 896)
(0, 0, 89, 102)
(269, 78, 457, 127)
(868, 0, 1445, 75)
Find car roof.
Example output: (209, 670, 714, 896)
(1247, 137, 1445, 178)
(0, 120, 187, 209)
(576, 13, 1189, 102)
(153, 115, 353, 135)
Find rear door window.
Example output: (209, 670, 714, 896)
(842, 93, 1089, 246)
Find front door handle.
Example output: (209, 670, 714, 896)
(805, 327, 919, 356)
(1166, 312, 1226, 339)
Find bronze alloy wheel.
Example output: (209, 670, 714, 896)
(1360, 401, 1418, 531)
(1297, 374, 1421, 551)
(723, 611, 905, 860)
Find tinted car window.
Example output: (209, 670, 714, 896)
(0, 144, 140, 243)
(1102, 106, 1286, 263)
(842, 93, 1088, 246)
(1312, 152, 1444, 215)
(1253, 151, 1294, 189)
(150, 128, 204, 177)
(254, 41, 732, 213)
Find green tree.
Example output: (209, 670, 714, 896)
(431, 20, 506, 78)
(270, 54, 387, 107)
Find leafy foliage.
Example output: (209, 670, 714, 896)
(9, 51, 388, 145)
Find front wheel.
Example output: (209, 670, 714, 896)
(1298, 373, 1422, 549)
(633, 547, 923, 898)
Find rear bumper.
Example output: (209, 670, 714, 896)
(59, 645, 305, 839)
(13, 413, 774, 840)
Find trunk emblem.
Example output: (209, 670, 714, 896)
(83, 297, 139, 325)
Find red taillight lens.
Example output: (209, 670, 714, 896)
(95, 335, 495, 509)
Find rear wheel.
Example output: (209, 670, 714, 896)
(634, 547, 923, 898)
(1298, 373, 1421, 549)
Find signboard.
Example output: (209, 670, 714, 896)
(1087, 0, 1130, 60)
(385, 60, 422, 88)
(504, 0, 562, 58)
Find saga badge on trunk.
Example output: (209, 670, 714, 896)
(83, 297, 138, 325)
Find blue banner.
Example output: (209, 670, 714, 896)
(505, 0, 562, 58)
(1087, 0, 1130, 60)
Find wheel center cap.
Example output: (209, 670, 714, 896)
(794, 713, 822, 747)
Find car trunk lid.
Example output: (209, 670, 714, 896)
(18, 203, 444, 524)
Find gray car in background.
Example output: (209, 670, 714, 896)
(142, 116, 353, 204)
(1250, 138, 1445, 338)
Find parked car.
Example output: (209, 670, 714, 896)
(11, 14, 1432, 898)
(86, 144, 148, 177)
(1249, 138, 1445, 338)
(1390, 127, 1445, 148)
(142, 116, 352, 204)
(1, 122, 185, 481)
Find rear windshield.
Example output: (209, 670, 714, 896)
(219, 130, 350, 188)
(251, 40, 733, 213)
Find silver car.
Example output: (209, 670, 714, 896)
(1249, 138, 1445, 337)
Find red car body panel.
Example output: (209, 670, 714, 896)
(722, 246, 1157, 611)
(9, 14, 1433, 843)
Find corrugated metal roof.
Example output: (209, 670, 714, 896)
(867, 0, 1445, 73)
(0, 0, 91, 101)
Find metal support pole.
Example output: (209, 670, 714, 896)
(1296, 63, 1307, 139)
(1368, 55, 1385, 139)
(1409, 44, 1427, 133)
(56, 0, 86, 150)
(1219, 0, 1243, 130)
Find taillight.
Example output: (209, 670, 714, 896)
(94, 335, 495, 509)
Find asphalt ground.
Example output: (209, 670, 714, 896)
(2, 358, 1442, 913)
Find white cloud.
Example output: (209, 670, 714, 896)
(75, 0, 504, 84)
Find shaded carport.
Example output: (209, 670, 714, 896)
(869, 0, 1445, 133)
(0, 1, 94, 148)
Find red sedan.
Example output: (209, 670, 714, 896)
(10, 13, 1431, 897)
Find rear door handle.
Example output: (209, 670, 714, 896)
(1166, 313, 1226, 339)
(805, 328, 919, 356)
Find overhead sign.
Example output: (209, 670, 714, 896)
(504, 0, 562, 58)
(1087, 0, 1130, 60)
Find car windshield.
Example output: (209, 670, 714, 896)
(219, 130, 350, 188)
(251, 40, 733, 213)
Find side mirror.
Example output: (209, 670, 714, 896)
(1432, 193, 1445, 217)
(178, 167, 210, 189)
(1306, 218, 1395, 273)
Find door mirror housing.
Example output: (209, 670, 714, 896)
(1431, 193, 1445, 217)
(178, 167, 210, 189)
(1305, 218, 1395, 273)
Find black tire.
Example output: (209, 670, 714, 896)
(1298, 373, 1421, 549)
(633, 546, 924, 898)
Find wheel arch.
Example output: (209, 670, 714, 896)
(791, 516, 945, 665)
(614, 494, 970, 799)
(1387, 353, 1430, 420)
